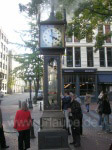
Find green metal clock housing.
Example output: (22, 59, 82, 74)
(39, 11, 66, 55)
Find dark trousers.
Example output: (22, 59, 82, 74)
(71, 125, 80, 145)
(0, 126, 6, 148)
(80, 117, 83, 135)
(109, 143, 112, 150)
(18, 129, 30, 150)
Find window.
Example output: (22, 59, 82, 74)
(0, 62, 1, 68)
(105, 25, 111, 43)
(67, 47, 73, 67)
(64, 75, 76, 93)
(99, 48, 105, 67)
(3, 64, 5, 69)
(98, 24, 103, 34)
(1, 42, 3, 49)
(3, 54, 5, 60)
(86, 24, 92, 43)
(75, 47, 81, 67)
(66, 36, 72, 42)
(4, 45, 5, 51)
(0, 53, 2, 58)
(6, 65, 7, 70)
(87, 47, 93, 67)
(107, 48, 112, 67)
(2, 33, 3, 39)
(74, 37, 79, 42)
(80, 75, 95, 95)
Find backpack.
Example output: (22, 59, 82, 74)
(71, 101, 82, 119)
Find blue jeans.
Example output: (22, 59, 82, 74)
(86, 104, 89, 112)
(98, 114, 102, 125)
(102, 114, 110, 132)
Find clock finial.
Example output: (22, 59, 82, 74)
(49, 3, 57, 21)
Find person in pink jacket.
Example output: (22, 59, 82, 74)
(14, 101, 32, 150)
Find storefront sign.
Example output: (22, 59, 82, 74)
(63, 69, 96, 73)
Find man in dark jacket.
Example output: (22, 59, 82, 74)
(68, 94, 82, 147)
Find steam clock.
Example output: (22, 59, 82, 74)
(38, 7, 70, 150)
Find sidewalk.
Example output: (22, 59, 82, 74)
(1, 101, 112, 150)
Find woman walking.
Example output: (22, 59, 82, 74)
(14, 101, 32, 150)
(85, 92, 91, 112)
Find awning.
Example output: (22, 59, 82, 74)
(98, 74, 112, 83)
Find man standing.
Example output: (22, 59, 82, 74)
(62, 91, 71, 135)
(0, 107, 9, 149)
(68, 94, 82, 147)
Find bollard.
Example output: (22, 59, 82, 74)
(40, 102, 42, 111)
(26, 99, 27, 104)
(19, 100, 21, 109)
(30, 119, 36, 139)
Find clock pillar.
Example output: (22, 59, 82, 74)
(38, 7, 70, 150)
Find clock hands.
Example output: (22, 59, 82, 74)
(50, 35, 60, 41)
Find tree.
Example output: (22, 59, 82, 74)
(11, 0, 46, 99)
(12, 51, 43, 100)
(61, 0, 112, 51)
(7, 75, 15, 94)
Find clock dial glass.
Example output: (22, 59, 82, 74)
(40, 25, 64, 48)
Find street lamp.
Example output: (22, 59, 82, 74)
(25, 71, 35, 109)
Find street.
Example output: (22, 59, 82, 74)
(0, 93, 112, 150)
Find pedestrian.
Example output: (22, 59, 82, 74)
(101, 93, 111, 132)
(68, 94, 82, 147)
(97, 90, 104, 103)
(61, 91, 71, 135)
(14, 101, 32, 150)
(85, 92, 91, 112)
(97, 94, 103, 126)
(0, 107, 9, 149)
(75, 95, 83, 135)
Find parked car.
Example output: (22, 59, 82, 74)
(0, 91, 4, 98)
(37, 90, 43, 100)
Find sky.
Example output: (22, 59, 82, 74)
(0, 0, 30, 52)
(0, 0, 50, 53)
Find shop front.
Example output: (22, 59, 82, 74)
(62, 69, 97, 101)
(62, 69, 112, 101)
(97, 73, 112, 94)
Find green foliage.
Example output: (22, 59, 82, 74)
(56, 11, 63, 20)
(7, 75, 15, 89)
(65, 0, 112, 50)
(13, 52, 43, 81)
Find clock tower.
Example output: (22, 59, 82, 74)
(39, 6, 66, 55)
(38, 7, 70, 150)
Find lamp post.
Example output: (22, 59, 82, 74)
(25, 71, 35, 109)
(29, 76, 33, 109)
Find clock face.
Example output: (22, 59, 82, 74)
(40, 25, 64, 48)
(43, 28, 61, 46)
